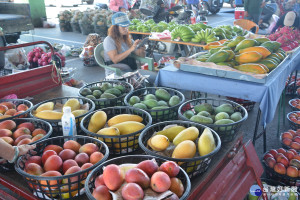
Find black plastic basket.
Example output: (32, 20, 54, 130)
(30, 97, 95, 137)
(262, 158, 300, 190)
(0, 99, 33, 122)
(71, 22, 81, 33)
(85, 155, 191, 200)
(289, 99, 300, 111)
(94, 25, 107, 37)
(0, 118, 53, 172)
(226, 97, 256, 112)
(287, 111, 300, 130)
(79, 23, 94, 35)
(139, 120, 221, 179)
(80, 106, 152, 155)
(124, 87, 185, 123)
(15, 135, 109, 200)
(78, 80, 133, 109)
(59, 20, 72, 32)
(178, 98, 248, 143)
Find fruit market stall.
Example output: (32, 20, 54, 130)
(0, 84, 266, 200)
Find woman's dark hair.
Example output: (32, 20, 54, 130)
(108, 25, 132, 52)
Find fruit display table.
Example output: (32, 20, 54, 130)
(0, 85, 264, 199)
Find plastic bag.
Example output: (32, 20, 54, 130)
(267, 14, 279, 34)
(60, 44, 72, 57)
(4, 46, 29, 70)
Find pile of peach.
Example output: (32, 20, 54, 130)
(92, 160, 185, 200)
(23, 141, 105, 198)
(290, 99, 300, 110)
(0, 120, 47, 147)
(281, 129, 300, 151)
(288, 112, 300, 125)
(0, 101, 29, 120)
(263, 148, 300, 178)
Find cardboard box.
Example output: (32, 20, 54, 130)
(235, 7, 245, 19)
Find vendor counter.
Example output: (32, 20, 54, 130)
(0, 85, 263, 200)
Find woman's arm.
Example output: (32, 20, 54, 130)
(134, 46, 146, 57)
(107, 40, 140, 64)
(0, 138, 35, 161)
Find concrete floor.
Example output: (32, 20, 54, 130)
(18, 6, 295, 165)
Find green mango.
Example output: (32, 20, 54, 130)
(155, 89, 171, 101)
(190, 115, 213, 124)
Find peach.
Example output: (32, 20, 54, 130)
(93, 185, 112, 200)
(277, 148, 286, 154)
(290, 149, 298, 155)
(63, 166, 82, 183)
(59, 149, 76, 161)
(81, 162, 93, 184)
(150, 171, 171, 193)
(25, 156, 42, 168)
(0, 105, 8, 114)
(263, 153, 274, 161)
(44, 155, 63, 172)
(287, 166, 298, 178)
(95, 175, 105, 188)
(293, 136, 300, 143)
(125, 168, 150, 189)
(275, 152, 285, 160)
(159, 161, 180, 177)
(282, 132, 293, 140)
(0, 120, 16, 130)
(13, 127, 31, 139)
(17, 104, 29, 111)
(121, 183, 144, 200)
(25, 163, 44, 176)
(282, 138, 292, 146)
(90, 152, 104, 164)
(63, 140, 81, 153)
(13, 111, 26, 118)
(4, 109, 16, 116)
(103, 164, 124, 191)
(294, 155, 300, 161)
(136, 159, 159, 177)
(40, 171, 62, 188)
(289, 129, 296, 136)
(63, 159, 79, 174)
(276, 154, 289, 167)
(286, 150, 295, 160)
(0, 129, 12, 137)
(32, 128, 46, 137)
(1, 137, 14, 145)
(268, 149, 278, 158)
(17, 138, 32, 146)
(169, 177, 184, 198)
(274, 163, 286, 175)
(75, 152, 89, 166)
(0, 102, 16, 109)
(17, 122, 35, 132)
(31, 134, 44, 143)
(14, 135, 32, 146)
(42, 150, 57, 165)
(43, 145, 63, 154)
(290, 142, 300, 150)
(79, 143, 99, 156)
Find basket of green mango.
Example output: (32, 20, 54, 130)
(78, 80, 133, 109)
(124, 87, 185, 123)
(178, 98, 248, 143)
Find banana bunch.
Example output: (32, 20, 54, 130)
(151, 25, 164, 33)
(212, 28, 227, 40)
(137, 24, 150, 33)
(191, 28, 219, 45)
(171, 25, 195, 42)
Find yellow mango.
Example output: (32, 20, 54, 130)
(173, 127, 199, 146)
(112, 121, 145, 135)
(35, 110, 63, 120)
(172, 140, 196, 159)
(63, 98, 80, 111)
(107, 114, 143, 126)
(35, 102, 54, 113)
(72, 109, 88, 117)
(148, 135, 169, 151)
(198, 128, 216, 156)
(97, 127, 120, 143)
(88, 111, 107, 133)
(156, 125, 186, 142)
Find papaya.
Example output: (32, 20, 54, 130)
(234, 39, 256, 52)
(218, 39, 228, 44)
(226, 36, 245, 48)
(206, 50, 230, 63)
(235, 51, 263, 64)
(207, 45, 224, 50)
(239, 46, 271, 58)
(257, 63, 269, 73)
(254, 37, 270, 45)
(274, 52, 285, 61)
(261, 41, 281, 53)
(209, 47, 222, 55)
(216, 62, 232, 67)
(265, 56, 280, 64)
(259, 60, 277, 71)
(207, 41, 221, 46)
(234, 63, 267, 74)
(225, 50, 235, 61)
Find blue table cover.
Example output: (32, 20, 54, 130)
(155, 51, 300, 127)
